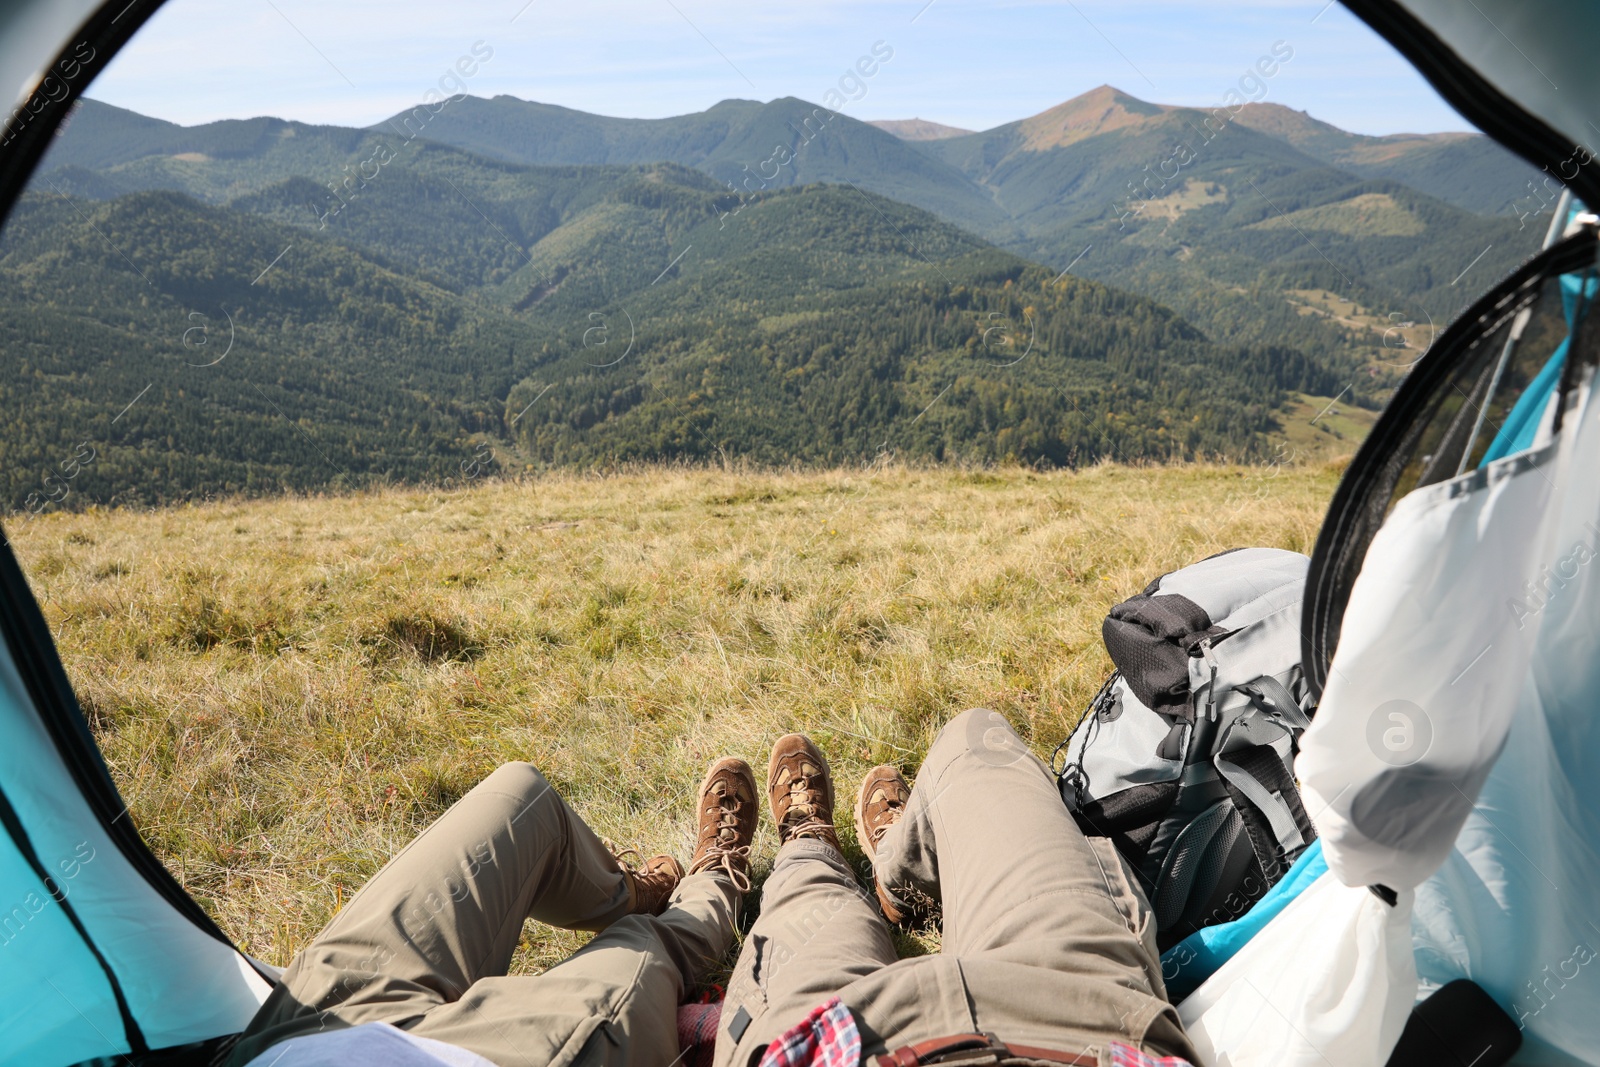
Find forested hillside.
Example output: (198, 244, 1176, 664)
(36, 87, 1546, 404)
(4, 82, 1543, 509)
(1230, 101, 1542, 214)
(909, 88, 1543, 391)
(0, 171, 1332, 509)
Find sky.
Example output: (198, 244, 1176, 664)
(85, 0, 1479, 137)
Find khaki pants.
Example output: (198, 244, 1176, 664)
(226, 762, 738, 1067)
(714, 709, 1197, 1067)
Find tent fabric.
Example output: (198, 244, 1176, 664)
(1342, 0, 1600, 212)
(1408, 384, 1600, 1063)
(1158, 839, 1327, 1002)
(1387, 0, 1600, 157)
(1180, 360, 1600, 1063)
(1483, 200, 1596, 467)
(1411, 681, 1600, 1066)
(1175, 872, 1416, 1066)
(1296, 420, 1571, 891)
(0, 0, 100, 111)
(1293, 370, 1600, 1063)
(0, 607, 273, 1065)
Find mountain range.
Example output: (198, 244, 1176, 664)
(38, 86, 1545, 369)
(0, 85, 1547, 507)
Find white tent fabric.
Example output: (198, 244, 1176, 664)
(1179, 371, 1600, 1066)
(1284, 366, 1600, 1065)
(1407, 406, 1600, 1060)
(1412, 691, 1600, 1066)
(1296, 406, 1577, 891)
(1177, 876, 1416, 1065)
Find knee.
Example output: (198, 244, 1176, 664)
(930, 708, 1036, 773)
(478, 761, 556, 804)
(593, 912, 662, 950)
(767, 840, 855, 895)
(938, 707, 1018, 749)
(941, 707, 1000, 739)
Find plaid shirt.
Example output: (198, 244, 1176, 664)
(1106, 1045, 1193, 1067)
(757, 997, 860, 1067)
(756, 997, 1193, 1067)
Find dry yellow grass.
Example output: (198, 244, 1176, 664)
(6, 461, 1340, 977)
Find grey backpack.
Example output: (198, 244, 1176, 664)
(1054, 547, 1317, 950)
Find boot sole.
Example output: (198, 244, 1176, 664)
(853, 772, 876, 861)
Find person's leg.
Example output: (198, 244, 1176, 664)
(713, 736, 897, 1067)
(408, 870, 740, 1067)
(714, 841, 897, 1067)
(407, 758, 762, 1067)
(227, 762, 646, 1065)
(869, 708, 1196, 1062)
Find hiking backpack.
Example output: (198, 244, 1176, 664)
(1054, 547, 1317, 951)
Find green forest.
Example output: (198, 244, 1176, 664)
(0, 174, 1332, 509)
(0, 88, 1551, 510)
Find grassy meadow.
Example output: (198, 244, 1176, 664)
(7, 462, 1341, 976)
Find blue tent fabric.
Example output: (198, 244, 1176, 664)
(0, 584, 271, 1065)
(1159, 839, 1328, 1002)
(1482, 342, 1569, 466)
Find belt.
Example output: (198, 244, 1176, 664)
(869, 1033, 1099, 1067)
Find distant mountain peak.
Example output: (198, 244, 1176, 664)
(1234, 100, 1476, 144)
(869, 118, 975, 141)
(1232, 101, 1347, 142)
(1232, 100, 1479, 167)
(1013, 85, 1172, 149)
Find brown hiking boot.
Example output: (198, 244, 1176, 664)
(616, 852, 684, 916)
(768, 734, 840, 852)
(855, 765, 912, 922)
(688, 757, 758, 893)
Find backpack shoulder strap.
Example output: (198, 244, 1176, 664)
(1214, 752, 1308, 857)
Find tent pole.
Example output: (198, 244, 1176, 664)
(1456, 188, 1574, 475)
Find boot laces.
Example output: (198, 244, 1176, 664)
(612, 847, 676, 904)
(614, 847, 673, 877)
(691, 786, 752, 892)
(783, 773, 833, 841)
(865, 791, 905, 849)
